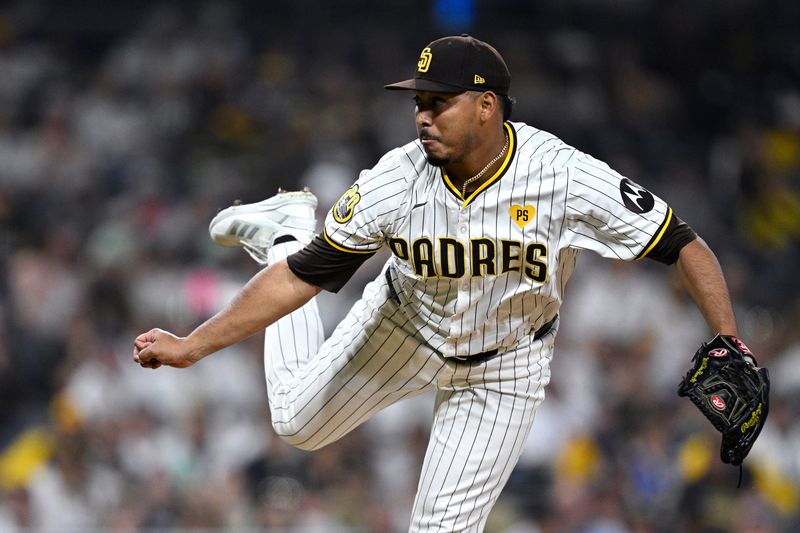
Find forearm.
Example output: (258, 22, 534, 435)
(185, 259, 321, 360)
(675, 238, 738, 336)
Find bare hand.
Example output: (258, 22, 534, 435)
(133, 329, 199, 369)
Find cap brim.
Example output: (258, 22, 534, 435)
(384, 78, 466, 93)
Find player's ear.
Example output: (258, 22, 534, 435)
(478, 91, 500, 122)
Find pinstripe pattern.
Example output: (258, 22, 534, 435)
(409, 327, 555, 532)
(262, 120, 673, 531)
(323, 122, 669, 359)
(265, 266, 445, 450)
(264, 258, 558, 530)
(264, 241, 325, 388)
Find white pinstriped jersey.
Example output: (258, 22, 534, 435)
(324, 121, 672, 358)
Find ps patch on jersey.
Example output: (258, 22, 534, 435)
(509, 205, 535, 228)
(619, 178, 655, 214)
(332, 184, 361, 223)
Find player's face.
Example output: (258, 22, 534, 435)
(413, 91, 481, 167)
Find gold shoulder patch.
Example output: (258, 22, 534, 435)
(332, 184, 361, 223)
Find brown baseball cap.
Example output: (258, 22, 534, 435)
(385, 34, 511, 95)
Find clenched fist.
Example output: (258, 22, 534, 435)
(133, 328, 201, 369)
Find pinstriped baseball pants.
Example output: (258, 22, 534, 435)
(264, 247, 557, 532)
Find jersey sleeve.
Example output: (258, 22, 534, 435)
(563, 152, 673, 261)
(323, 148, 408, 254)
(287, 235, 376, 292)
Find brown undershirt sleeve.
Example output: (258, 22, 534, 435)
(644, 213, 697, 265)
(286, 235, 377, 292)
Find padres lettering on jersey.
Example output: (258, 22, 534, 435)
(386, 236, 548, 282)
(324, 122, 671, 357)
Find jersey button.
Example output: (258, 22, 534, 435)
(459, 225, 468, 234)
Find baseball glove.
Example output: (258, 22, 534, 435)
(677, 334, 770, 466)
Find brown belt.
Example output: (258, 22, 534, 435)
(385, 268, 557, 364)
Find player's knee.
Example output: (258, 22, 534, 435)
(271, 421, 327, 451)
(278, 435, 323, 451)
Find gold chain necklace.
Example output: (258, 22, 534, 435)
(461, 132, 509, 197)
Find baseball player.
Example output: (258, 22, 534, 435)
(134, 35, 743, 532)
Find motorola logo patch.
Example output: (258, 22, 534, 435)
(619, 178, 655, 214)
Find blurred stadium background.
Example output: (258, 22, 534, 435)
(1, 0, 799, 531)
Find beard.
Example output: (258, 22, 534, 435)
(422, 145, 449, 167)
(425, 154, 449, 167)
(419, 129, 450, 167)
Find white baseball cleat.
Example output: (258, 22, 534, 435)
(209, 188, 318, 264)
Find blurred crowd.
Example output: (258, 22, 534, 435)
(1, 0, 799, 531)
